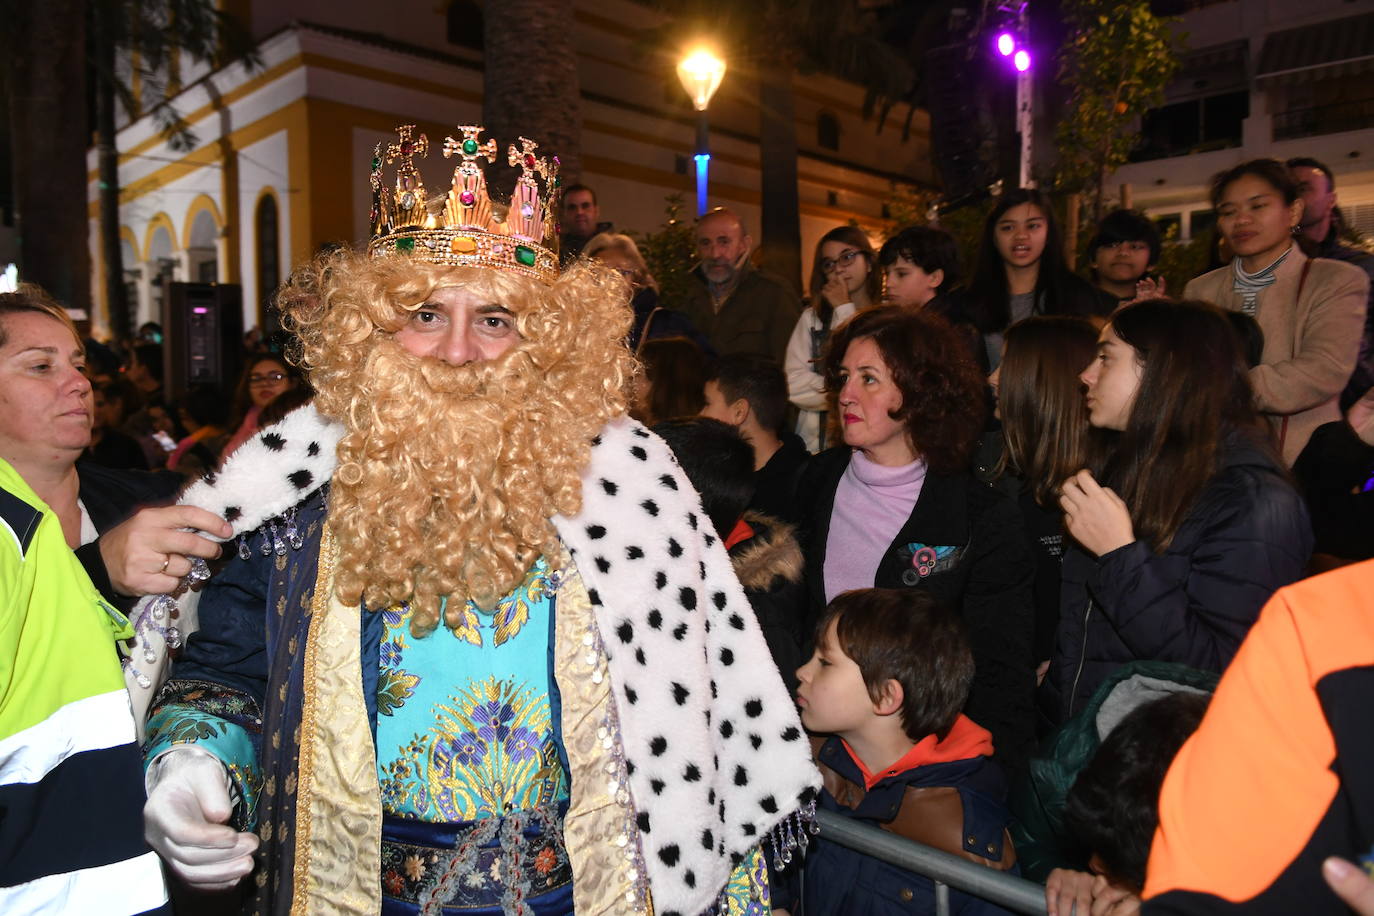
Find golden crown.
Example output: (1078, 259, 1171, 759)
(366, 124, 561, 283)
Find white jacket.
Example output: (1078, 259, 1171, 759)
(784, 302, 856, 452)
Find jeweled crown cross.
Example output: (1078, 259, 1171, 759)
(443, 125, 497, 168)
(386, 125, 429, 191)
(508, 137, 553, 185)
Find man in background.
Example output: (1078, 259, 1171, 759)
(559, 183, 612, 264)
(684, 207, 799, 362)
(1288, 157, 1374, 409)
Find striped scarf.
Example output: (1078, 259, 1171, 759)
(1232, 245, 1294, 315)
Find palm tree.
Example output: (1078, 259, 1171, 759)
(482, 0, 582, 198)
(0, 0, 253, 336)
(88, 0, 256, 339)
(1, 0, 92, 315)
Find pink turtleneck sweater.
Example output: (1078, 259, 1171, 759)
(823, 450, 928, 602)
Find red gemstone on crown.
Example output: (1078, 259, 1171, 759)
(524, 153, 536, 169)
(459, 191, 476, 206)
(400, 141, 415, 156)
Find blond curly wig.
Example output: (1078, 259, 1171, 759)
(279, 250, 634, 636)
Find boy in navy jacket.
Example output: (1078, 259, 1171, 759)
(777, 587, 1017, 915)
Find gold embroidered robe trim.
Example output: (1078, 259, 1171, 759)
(553, 550, 653, 915)
(291, 526, 382, 914)
(287, 537, 647, 914)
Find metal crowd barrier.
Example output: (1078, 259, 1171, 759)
(813, 808, 1049, 915)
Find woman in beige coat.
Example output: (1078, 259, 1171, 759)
(1185, 159, 1369, 464)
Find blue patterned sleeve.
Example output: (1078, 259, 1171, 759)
(145, 678, 263, 831)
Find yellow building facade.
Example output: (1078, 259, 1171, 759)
(88, 3, 933, 335)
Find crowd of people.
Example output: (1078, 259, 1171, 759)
(2, 141, 1373, 916)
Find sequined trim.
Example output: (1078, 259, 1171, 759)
(764, 800, 819, 873)
(585, 600, 651, 912)
(291, 525, 384, 915)
(552, 554, 652, 916)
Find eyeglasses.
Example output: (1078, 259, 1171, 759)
(249, 371, 288, 385)
(819, 249, 865, 273)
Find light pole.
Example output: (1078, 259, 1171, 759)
(994, 3, 1034, 188)
(677, 48, 727, 216)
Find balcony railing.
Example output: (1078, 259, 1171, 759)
(1274, 98, 1374, 141)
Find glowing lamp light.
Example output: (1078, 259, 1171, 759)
(677, 48, 727, 112)
(1013, 50, 1031, 72)
(996, 32, 1015, 56)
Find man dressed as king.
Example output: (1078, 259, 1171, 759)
(138, 126, 818, 916)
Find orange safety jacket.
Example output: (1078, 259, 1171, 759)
(1144, 558, 1374, 914)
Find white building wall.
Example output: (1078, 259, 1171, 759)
(1109, 0, 1374, 238)
(237, 130, 291, 330)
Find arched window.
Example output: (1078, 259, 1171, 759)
(817, 112, 841, 151)
(447, 0, 484, 50)
(255, 194, 280, 321)
(188, 209, 219, 282)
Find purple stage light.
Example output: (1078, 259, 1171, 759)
(1014, 49, 1031, 71)
(996, 32, 1015, 56)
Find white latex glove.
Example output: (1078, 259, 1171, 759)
(144, 748, 259, 891)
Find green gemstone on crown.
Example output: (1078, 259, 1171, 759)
(515, 245, 537, 266)
(371, 157, 381, 171)
(462, 139, 478, 155)
(395, 237, 416, 252)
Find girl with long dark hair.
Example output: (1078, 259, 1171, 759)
(1184, 158, 1369, 464)
(785, 226, 881, 451)
(1048, 299, 1312, 722)
(985, 316, 1100, 678)
(966, 189, 1114, 369)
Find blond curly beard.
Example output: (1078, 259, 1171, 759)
(282, 255, 633, 637)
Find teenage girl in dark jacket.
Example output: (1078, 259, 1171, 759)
(1047, 299, 1312, 723)
(982, 316, 1100, 692)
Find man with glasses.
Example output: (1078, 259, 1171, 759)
(684, 207, 800, 362)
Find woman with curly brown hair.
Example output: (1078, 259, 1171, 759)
(796, 305, 1037, 773)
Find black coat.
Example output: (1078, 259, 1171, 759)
(750, 434, 810, 526)
(1046, 433, 1313, 724)
(73, 461, 182, 606)
(797, 447, 1038, 774)
(1294, 420, 1374, 560)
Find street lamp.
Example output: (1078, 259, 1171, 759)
(992, 4, 1034, 188)
(677, 47, 727, 216)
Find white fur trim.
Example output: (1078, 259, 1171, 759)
(124, 405, 344, 732)
(553, 416, 819, 915)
